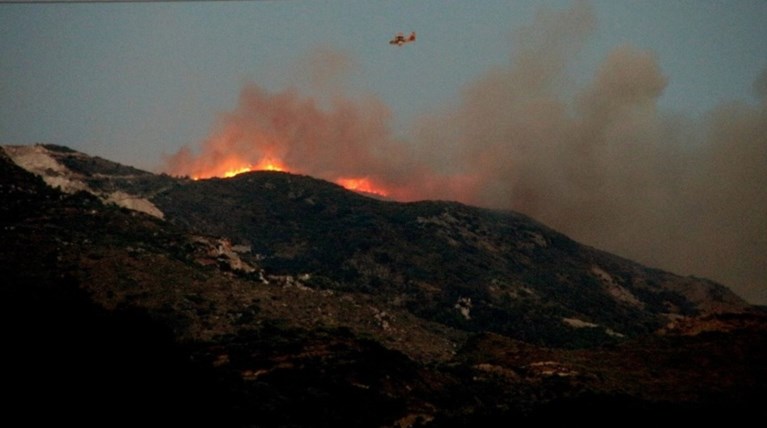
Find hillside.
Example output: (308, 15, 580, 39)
(2, 144, 764, 426)
(154, 169, 753, 346)
(5, 144, 749, 346)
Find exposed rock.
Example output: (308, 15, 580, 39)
(3, 144, 165, 219)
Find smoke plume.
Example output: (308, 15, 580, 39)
(165, 1, 766, 304)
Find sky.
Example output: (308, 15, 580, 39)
(1, 0, 766, 304)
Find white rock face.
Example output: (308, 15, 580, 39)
(105, 191, 165, 219)
(562, 317, 599, 328)
(591, 265, 644, 308)
(561, 316, 625, 338)
(4, 145, 67, 174)
(3, 145, 165, 219)
(4, 145, 89, 193)
(455, 296, 472, 320)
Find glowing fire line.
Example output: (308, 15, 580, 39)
(192, 157, 286, 180)
(335, 177, 388, 197)
(191, 157, 389, 197)
(221, 158, 284, 178)
(222, 166, 254, 178)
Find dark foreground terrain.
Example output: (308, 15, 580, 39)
(2, 144, 765, 426)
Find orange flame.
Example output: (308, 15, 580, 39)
(192, 156, 389, 198)
(192, 156, 287, 180)
(222, 166, 254, 178)
(252, 157, 286, 172)
(335, 177, 389, 197)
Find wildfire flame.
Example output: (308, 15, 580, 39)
(252, 157, 286, 172)
(222, 166, 254, 178)
(193, 157, 286, 180)
(335, 177, 389, 197)
(191, 156, 389, 197)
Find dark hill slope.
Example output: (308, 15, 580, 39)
(2, 143, 750, 347)
(2, 145, 766, 425)
(152, 170, 747, 346)
(0, 147, 463, 425)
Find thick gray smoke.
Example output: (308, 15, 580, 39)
(413, 1, 766, 304)
(166, 1, 766, 304)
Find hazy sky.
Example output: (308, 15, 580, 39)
(2, 1, 766, 304)
(2, 0, 765, 167)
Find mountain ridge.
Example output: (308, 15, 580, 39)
(2, 143, 764, 425)
(2, 144, 752, 345)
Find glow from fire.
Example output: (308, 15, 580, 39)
(335, 177, 389, 197)
(222, 166, 254, 178)
(190, 158, 388, 197)
(193, 157, 287, 180)
(253, 157, 286, 172)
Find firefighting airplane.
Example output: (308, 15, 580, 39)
(389, 31, 416, 46)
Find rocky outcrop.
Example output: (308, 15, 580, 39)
(3, 144, 165, 219)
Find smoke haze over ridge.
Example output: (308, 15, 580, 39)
(165, 1, 766, 304)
